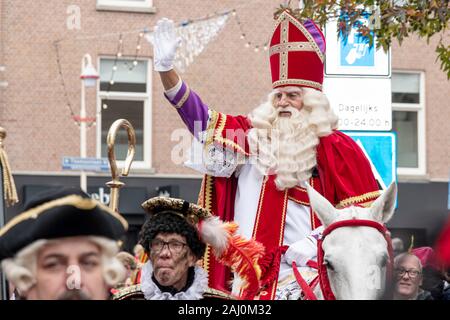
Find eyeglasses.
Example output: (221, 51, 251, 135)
(395, 268, 421, 279)
(150, 239, 187, 254)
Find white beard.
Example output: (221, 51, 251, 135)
(248, 106, 320, 191)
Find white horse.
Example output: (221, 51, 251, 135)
(305, 182, 397, 300)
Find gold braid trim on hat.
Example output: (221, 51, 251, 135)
(112, 284, 142, 300)
(0, 195, 128, 237)
(141, 196, 211, 225)
(272, 79, 323, 91)
(0, 128, 18, 207)
(204, 287, 237, 300)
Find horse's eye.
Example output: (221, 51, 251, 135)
(380, 254, 388, 267)
(323, 259, 334, 271)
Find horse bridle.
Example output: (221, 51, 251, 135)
(315, 219, 394, 300)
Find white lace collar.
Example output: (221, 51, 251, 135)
(140, 261, 209, 300)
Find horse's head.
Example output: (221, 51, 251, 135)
(307, 183, 397, 300)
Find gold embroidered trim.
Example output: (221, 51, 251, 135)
(336, 190, 381, 209)
(203, 244, 211, 276)
(273, 79, 322, 91)
(204, 287, 236, 300)
(204, 175, 213, 212)
(197, 176, 206, 206)
(310, 178, 316, 230)
(112, 284, 142, 300)
(271, 11, 324, 63)
(205, 110, 219, 147)
(252, 176, 268, 239)
(213, 112, 250, 156)
(0, 195, 128, 237)
(141, 196, 211, 224)
(293, 185, 307, 193)
(174, 86, 191, 109)
(201, 174, 214, 275)
(286, 14, 324, 62)
(270, 42, 315, 56)
(278, 190, 288, 246)
(288, 196, 309, 206)
(359, 201, 375, 208)
(280, 19, 289, 81)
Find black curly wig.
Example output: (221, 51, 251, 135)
(138, 211, 206, 260)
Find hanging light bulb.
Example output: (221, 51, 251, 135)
(254, 46, 260, 52)
(110, 80, 114, 85)
(112, 65, 117, 71)
(103, 104, 108, 110)
(245, 42, 251, 48)
(240, 34, 245, 40)
(136, 45, 141, 50)
(117, 52, 122, 58)
(133, 60, 138, 66)
(263, 45, 268, 51)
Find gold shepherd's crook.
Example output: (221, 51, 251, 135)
(106, 119, 136, 212)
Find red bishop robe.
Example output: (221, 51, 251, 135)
(197, 111, 381, 299)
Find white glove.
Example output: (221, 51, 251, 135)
(147, 18, 181, 72)
(284, 235, 318, 267)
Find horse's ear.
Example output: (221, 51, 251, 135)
(306, 183, 337, 227)
(370, 182, 397, 223)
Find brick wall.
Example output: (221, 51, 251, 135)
(0, 0, 448, 180)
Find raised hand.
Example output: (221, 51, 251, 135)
(147, 18, 182, 72)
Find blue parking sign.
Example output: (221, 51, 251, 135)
(339, 14, 375, 67)
(344, 131, 397, 191)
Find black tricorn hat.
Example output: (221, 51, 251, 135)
(0, 187, 128, 260)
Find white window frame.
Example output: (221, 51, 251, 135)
(392, 70, 426, 176)
(96, 56, 152, 170)
(96, 0, 156, 13)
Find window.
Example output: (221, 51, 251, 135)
(391, 71, 425, 176)
(96, 0, 156, 13)
(97, 58, 152, 170)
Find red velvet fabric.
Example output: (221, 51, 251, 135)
(317, 131, 380, 206)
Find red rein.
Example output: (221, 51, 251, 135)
(296, 219, 394, 300)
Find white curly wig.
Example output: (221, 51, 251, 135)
(1, 236, 126, 294)
(248, 87, 338, 190)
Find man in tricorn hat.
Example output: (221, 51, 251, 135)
(148, 10, 380, 299)
(0, 187, 128, 300)
(113, 197, 263, 300)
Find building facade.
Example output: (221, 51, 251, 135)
(0, 0, 449, 249)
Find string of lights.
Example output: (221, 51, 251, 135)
(55, 6, 269, 126)
(53, 41, 83, 127)
(231, 9, 269, 53)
